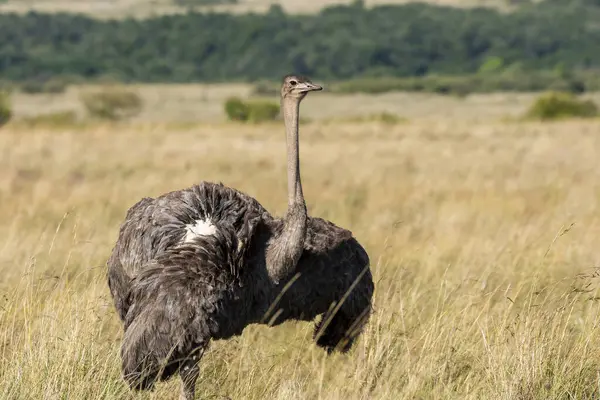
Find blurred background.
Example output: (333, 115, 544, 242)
(1, 0, 600, 124)
(1, 1, 600, 399)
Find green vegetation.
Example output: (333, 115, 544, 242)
(224, 97, 249, 121)
(526, 92, 598, 120)
(80, 87, 143, 120)
(0, 1, 599, 90)
(0, 91, 12, 127)
(224, 97, 280, 123)
(247, 100, 279, 123)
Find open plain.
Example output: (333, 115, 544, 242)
(1, 89, 600, 399)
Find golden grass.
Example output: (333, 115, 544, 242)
(1, 116, 600, 399)
(0, 0, 514, 19)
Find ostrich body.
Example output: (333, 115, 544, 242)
(107, 75, 374, 400)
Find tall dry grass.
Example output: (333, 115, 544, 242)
(1, 118, 600, 399)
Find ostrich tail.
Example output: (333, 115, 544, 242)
(107, 254, 132, 322)
(120, 285, 211, 391)
(120, 307, 184, 391)
(119, 242, 230, 390)
(119, 221, 253, 391)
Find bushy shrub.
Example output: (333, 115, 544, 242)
(80, 87, 143, 120)
(247, 100, 279, 123)
(0, 91, 12, 127)
(224, 97, 249, 121)
(526, 92, 598, 120)
(224, 97, 280, 123)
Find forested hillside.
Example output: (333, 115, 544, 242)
(1, 0, 599, 84)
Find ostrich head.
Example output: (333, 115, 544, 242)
(280, 74, 322, 101)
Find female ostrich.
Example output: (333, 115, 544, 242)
(107, 75, 374, 400)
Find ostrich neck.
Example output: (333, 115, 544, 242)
(264, 96, 308, 284)
(283, 98, 305, 210)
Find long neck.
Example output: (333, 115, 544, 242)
(264, 96, 308, 285)
(283, 97, 305, 210)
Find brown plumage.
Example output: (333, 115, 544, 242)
(106, 75, 374, 400)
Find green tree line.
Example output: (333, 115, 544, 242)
(0, 0, 599, 83)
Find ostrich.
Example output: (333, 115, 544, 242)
(106, 75, 374, 400)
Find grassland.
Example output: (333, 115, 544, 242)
(0, 0, 514, 18)
(1, 90, 600, 399)
(12, 83, 600, 123)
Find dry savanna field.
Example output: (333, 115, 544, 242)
(1, 87, 600, 399)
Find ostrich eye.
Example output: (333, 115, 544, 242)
(290, 80, 297, 86)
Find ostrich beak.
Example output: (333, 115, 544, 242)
(298, 82, 323, 92)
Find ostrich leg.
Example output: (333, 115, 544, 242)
(179, 363, 199, 400)
(179, 344, 206, 400)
